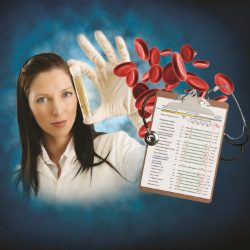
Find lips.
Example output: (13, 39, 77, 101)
(51, 120, 67, 128)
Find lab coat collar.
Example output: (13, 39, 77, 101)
(40, 137, 74, 165)
(37, 137, 78, 181)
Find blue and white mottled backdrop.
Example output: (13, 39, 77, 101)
(0, 0, 249, 249)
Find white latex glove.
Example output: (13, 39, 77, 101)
(68, 30, 142, 130)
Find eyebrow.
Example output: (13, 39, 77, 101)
(34, 86, 74, 98)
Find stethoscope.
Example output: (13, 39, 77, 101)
(141, 85, 249, 161)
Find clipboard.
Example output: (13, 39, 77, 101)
(140, 90, 229, 203)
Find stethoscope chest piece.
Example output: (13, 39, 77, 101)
(144, 131, 159, 146)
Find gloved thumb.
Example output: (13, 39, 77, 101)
(82, 105, 109, 125)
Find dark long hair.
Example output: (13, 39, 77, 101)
(16, 52, 124, 198)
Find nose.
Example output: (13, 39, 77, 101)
(51, 98, 64, 116)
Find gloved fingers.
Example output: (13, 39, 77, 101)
(94, 30, 118, 65)
(67, 59, 98, 85)
(115, 36, 130, 62)
(126, 88, 137, 114)
(77, 34, 106, 69)
(83, 105, 108, 125)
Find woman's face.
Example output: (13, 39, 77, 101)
(28, 68, 78, 140)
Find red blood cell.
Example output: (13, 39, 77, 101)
(148, 47, 161, 66)
(113, 62, 136, 77)
(132, 83, 149, 99)
(180, 44, 195, 62)
(145, 100, 155, 113)
(184, 88, 192, 93)
(187, 71, 197, 77)
(138, 121, 152, 138)
(162, 63, 179, 85)
(192, 60, 210, 68)
(135, 89, 158, 109)
(163, 82, 179, 92)
(214, 73, 234, 95)
(149, 64, 162, 83)
(160, 49, 172, 56)
(186, 75, 209, 92)
(214, 95, 228, 102)
(137, 94, 156, 110)
(138, 95, 156, 112)
(172, 52, 187, 81)
(138, 109, 151, 119)
(134, 38, 150, 61)
(126, 68, 138, 87)
(142, 70, 150, 82)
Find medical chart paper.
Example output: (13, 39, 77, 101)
(140, 92, 229, 203)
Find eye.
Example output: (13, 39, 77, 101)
(36, 97, 48, 103)
(63, 91, 73, 98)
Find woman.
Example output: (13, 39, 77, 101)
(16, 31, 145, 204)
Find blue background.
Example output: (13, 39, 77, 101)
(0, 0, 249, 249)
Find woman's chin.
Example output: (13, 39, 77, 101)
(45, 128, 73, 139)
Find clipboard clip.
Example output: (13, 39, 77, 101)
(167, 89, 214, 116)
(141, 89, 214, 146)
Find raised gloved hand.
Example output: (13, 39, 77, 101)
(68, 30, 142, 130)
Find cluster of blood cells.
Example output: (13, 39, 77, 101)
(114, 38, 235, 138)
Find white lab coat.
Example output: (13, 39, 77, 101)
(32, 131, 145, 205)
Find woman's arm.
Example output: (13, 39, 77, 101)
(114, 131, 145, 182)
